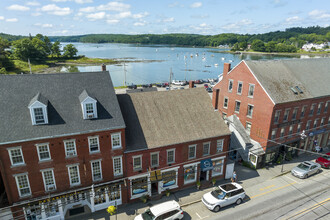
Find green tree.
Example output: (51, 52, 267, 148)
(251, 39, 265, 52)
(51, 41, 61, 57)
(63, 44, 78, 58)
(12, 37, 47, 61)
(265, 41, 276, 52)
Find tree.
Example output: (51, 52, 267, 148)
(0, 37, 13, 73)
(12, 37, 47, 61)
(51, 41, 61, 57)
(63, 44, 78, 58)
(251, 39, 265, 52)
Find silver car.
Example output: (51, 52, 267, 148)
(291, 161, 321, 179)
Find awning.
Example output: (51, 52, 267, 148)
(150, 170, 162, 182)
(200, 159, 213, 172)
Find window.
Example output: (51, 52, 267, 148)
(113, 156, 123, 176)
(235, 101, 241, 113)
(15, 174, 31, 197)
(217, 139, 224, 152)
(246, 122, 252, 135)
(228, 80, 233, 92)
(133, 155, 142, 171)
(313, 119, 318, 129)
(184, 165, 197, 184)
(325, 102, 329, 113)
(271, 129, 277, 139)
(223, 97, 228, 109)
(203, 142, 210, 156)
(317, 103, 323, 114)
(36, 144, 51, 161)
(86, 103, 94, 114)
(188, 145, 196, 159)
(283, 109, 290, 122)
(64, 140, 77, 157)
(274, 110, 280, 124)
(91, 160, 102, 181)
(34, 108, 45, 124)
(162, 169, 177, 189)
(68, 165, 80, 186)
(167, 149, 175, 164)
(150, 152, 159, 167)
(248, 84, 255, 97)
(289, 125, 293, 135)
(222, 112, 227, 118)
(309, 104, 316, 116)
(41, 169, 56, 191)
(280, 127, 285, 137)
(301, 106, 306, 117)
(292, 108, 298, 120)
(306, 120, 311, 130)
(111, 133, 122, 149)
(237, 82, 243, 95)
(297, 123, 302, 133)
(321, 117, 325, 126)
(8, 147, 25, 166)
(247, 105, 254, 117)
(80, 91, 98, 120)
(88, 136, 99, 153)
(212, 158, 224, 177)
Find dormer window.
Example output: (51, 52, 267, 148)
(28, 93, 49, 125)
(79, 90, 98, 120)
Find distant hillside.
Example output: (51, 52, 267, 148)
(0, 33, 26, 41)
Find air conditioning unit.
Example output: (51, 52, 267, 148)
(67, 151, 75, 156)
(46, 185, 55, 191)
(87, 113, 94, 119)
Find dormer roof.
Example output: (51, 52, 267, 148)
(28, 92, 48, 107)
(79, 89, 95, 103)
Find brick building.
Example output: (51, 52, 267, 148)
(117, 88, 231, 201)
(212, 58, 330, 166)
(0, 71, 126, 219)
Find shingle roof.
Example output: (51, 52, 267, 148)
(0, 71, 125, 145)
(244, 58, 330, 104)
(117, 88, 231, 152)
(28, 92, 48, 107)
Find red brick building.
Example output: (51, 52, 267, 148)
(0, 71, 127, 219)
(118, 88, 231, 201)
(212, 59, 330, 166)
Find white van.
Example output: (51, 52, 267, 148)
(134, 200, 184, 220)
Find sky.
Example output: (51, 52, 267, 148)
(0, 0, 329, 36)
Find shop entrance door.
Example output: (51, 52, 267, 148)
(151, 182, 158, 195)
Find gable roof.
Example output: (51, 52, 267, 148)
(117, 88, 231, 152)
(28, 92, 48, 107)
(0, 71, 125, 145)
(244, 58, 330, 104)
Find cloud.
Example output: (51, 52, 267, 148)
(132, 12, 149, 19)
(163, 17, 175, 23)
(106, 19, 120, 24)
(285, 16, 301, 23)
(97, 2, 131, 12)
(308, 10, 330, 20)
(26, 1, 40, 6)
(191, 14, 209, 19)
(0, 16, 4, 20)
(190, 2, 202, 8)
(41, 4, 72, 16)
(32, 12, 42, 16)
(134, 21, 147, 26)
(35, 23, 53, 28)
(168, 2, 184, 8)
(6, 18, 18, 22)
(222, 19, 253, 32)
(75, 0, 93, 3)
(271, 0, 287, 8)
(7, 4, 30, 11)
(86, 12, 106, 20)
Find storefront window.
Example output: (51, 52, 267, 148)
(25, 203, 41, 220)
(132, 177, 148, 196)
(108, 184, 121, 201)
(184, 165, 196, 184)
(44, 202, 59, 217)
(162, 170, 176, 188)
(249, 154, 257, 164)
(212, 159, 224, 177)
(94, 188, 106, 205)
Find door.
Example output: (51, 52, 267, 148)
(225, 162, 235, 179)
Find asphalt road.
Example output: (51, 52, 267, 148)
(183, 168, 330, 220)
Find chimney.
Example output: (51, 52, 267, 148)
(101, 64, 106, 71)
(223, 63, 231, 76)
(189, 80, 195, 88)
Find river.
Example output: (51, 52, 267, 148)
(60, 43, 302, 87)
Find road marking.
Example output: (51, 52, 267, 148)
(259, 185, 275, 191)
(250, 182, 296, 199)
(285, 198, 330, 219)
(285, 175, 303, 184)
(195, 212, 209, 219)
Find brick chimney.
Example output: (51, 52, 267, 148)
(189, 80, 195, 88)
(102, 64, 106, 71)
(223, 63, 231, 76)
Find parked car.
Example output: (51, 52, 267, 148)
(202, 182, 245, 212)
(206, 87, 213, 93)
(127, 84, 137, 89)
(134, 200, 184, 220)
(142, 84, 152, 88)
(172, 80, 186, 86)
(316, 152, 330, 168)
(204, 83, 209, 88)
(291, 161, 321, 179)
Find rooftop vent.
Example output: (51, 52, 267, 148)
(290, 87, 298, 95)
(295, 86, 303, 94)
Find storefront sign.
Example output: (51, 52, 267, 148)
(149, 170, 162, 182)
(201, 159, 213, 171)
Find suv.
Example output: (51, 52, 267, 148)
(134, 200, 184, 220)
(202, 182, 245, 212)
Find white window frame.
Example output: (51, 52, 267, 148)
(324, 102, 329, 113)
(160, 167, 179, 191)
(167, 149, 175, 164)
(111, 133, 122, 149)
(297, 123, 302, 133)
(203, 142, 210, 156)
(274, 110, 281, 124)
(67, 164, 81, 186)
(183, 162, 198, 184)
(321, 117, 325, 126)
(234, 100, 241, 113)
(14, 173, 31, 197)
(248, 84, 255, 98)
(216, 139, 224, 152)
(133, 155, 142, 171)
(223, 97, 228, 109)
(81, 96, 98, 120)
(306, 120, 311, 130)
(228, 79, 233, 92)
(280, 127, 285, 137)
(292, 107, 298, 120)
(88, 136, 100, 153)
(301, 105, 307, 117)
(237, 81, 243, 95)
(211, 156, 225, 177)
(317, 103, 323, 114)
(41, 169, 56, 192)
(29, 101, 49, 125)
(64, 140, 77, 157)
(247, 104, 254, 118)
(113, 156, 123, 176)
(91, 160, 102, 182)
(289, 125, 293, 135)
(313, 119, 318, 128)
(246, 122, 252, 135)
(8, 147, 25, 166)
(309, 104, 316, 116)
(150, 152, 159, 167)
(271, 129, 277, 139)
(36, 143, 51, 162)
(188, 145, 196, 159)
(283, 109, 290, 122)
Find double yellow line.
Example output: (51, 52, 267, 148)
(285, 198, 330, 219)
(250, 182, 296, 199)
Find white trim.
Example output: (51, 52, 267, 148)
(67, 164, 81, 186)
(202, 142, 210, 156)
(28, 101, 48, 125)
(247, 104, 254, 118)
(234, 100, 241, 113)
(113, 156, 123, 176)
(81, 97, 98, 120)
(283, 108, 290, 122)
(188, 144, 196, 160)
(64, 139, 77, 157)
(7, 146, 25, 166)
(15, 173, 31, 197)
(150, 152, 159, 167)
(237, 81, 243, 95)
(88, 136, 100, 154)
(132, 155, 143, 171)
(183, 162, 200, 168)
(91, 160, 103, 182)
(248, 83, 255, 98)
(223, 97, 229, 109)
(228, 79, 233, 92)
(111, 132, 122, 149)
(128, 173, 149, 180)
(216, 139, 224, 152)
(166, 148, 176, 164)
(160, 167, 179, 192)
(211, 156, 226, 177)
(183, 163, 198, 184)
(41, 169, 56, 192)
(36, 143, 51, 162)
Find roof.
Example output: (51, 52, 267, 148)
(117, 88, 231, 152)
(244, 58, 330, 104)
(150, 200, 181, 215)
(0, 71, 125, 145)
(28, 92, 49, 107)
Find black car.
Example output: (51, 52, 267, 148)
(206, 87, 213, 93)
(127, 84, 137, 89)
(142, 84, 152, 88)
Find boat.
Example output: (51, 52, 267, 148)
(214, 63, 219, 67)
(221, 57, 225, 60)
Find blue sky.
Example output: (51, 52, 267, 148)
(1, 0, 329, 36)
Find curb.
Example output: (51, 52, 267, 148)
(181, 199, 201, 207)
(272, 170, 291, 179)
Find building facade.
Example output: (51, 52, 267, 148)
(212, 59, 330, 166)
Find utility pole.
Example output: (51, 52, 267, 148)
(28, 58, 32, 74)
(169, 68, 173, 90)
(185, 62, 187, 81)
(123, 62, 127, 86)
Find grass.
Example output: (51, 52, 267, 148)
(13, 60, 48, 73)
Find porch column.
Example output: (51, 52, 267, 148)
(41, 204, 46, 219)
(58, 199, 64, 220)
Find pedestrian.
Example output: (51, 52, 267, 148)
(315, 145, 320, 153)
(232, 171, 237, 182)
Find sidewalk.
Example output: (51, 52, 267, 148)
(70, 151, 328, 220)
